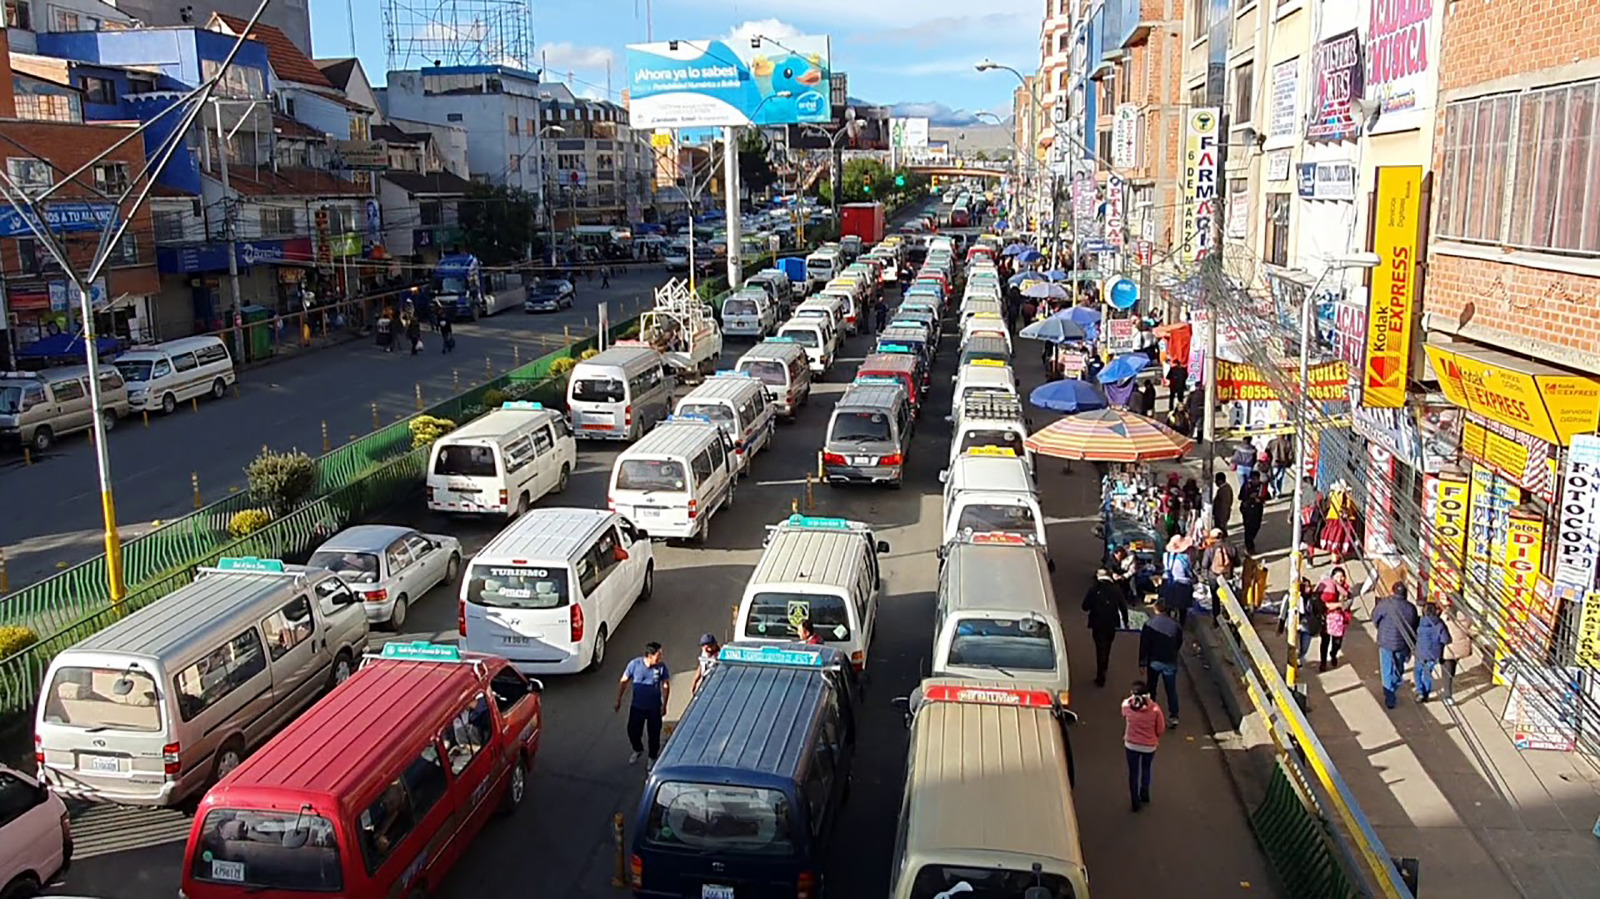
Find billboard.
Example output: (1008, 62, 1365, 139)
(1362, 165, 1421, 409)
(891, 117, 930, 152)
(1178, 107, 1220, 265)
(627, 36, 833, 128)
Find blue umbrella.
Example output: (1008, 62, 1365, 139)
(1044, 269, 1069, 282)
(1095, 352, 1153, 384)
(1002, 243, 1029, 256)
(1023, 281, 1069, 300)
(1008, 271, 1045, 286)
(1065, 306, 1102, 329)
(1019, 316, 1087, 343)
(1016, 248, 1044, 263)
(1029, 379, 1107, 413)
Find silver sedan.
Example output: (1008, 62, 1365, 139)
(309, 525, 463, 630)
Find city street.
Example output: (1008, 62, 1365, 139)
(0, 263, 674, 588)
(35, 261, 1276, 898)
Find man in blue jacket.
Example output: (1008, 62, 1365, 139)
(1414, 602, 1451, 703)
(1373, 582, 1420, 709)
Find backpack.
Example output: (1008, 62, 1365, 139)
(1210, 544, 1237, 576)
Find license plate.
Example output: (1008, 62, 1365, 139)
(582, 411, 613, 423)
(210, 859, 246, 882)
(85, 755, 121, 772)
(702, 886, 734, 899)
(501, 635, 531, 646)
(853, 456, 874, 466)
(635, 507, 661, 518)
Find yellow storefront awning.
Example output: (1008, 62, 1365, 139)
(1424, 342, 1600, 446)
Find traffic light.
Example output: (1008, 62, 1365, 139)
(862, 173, 873, 194)
(894, 174, 906, 188)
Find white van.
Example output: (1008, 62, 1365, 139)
(35, 557, 370, 807)
(951, 363, 1019, 423)
(939, 452, 1046, 547)
(567, 345, 674, 441)
(735, 339, 813, 418)
(775, 320, 834, 374)
(608, 418, 736, 543)
(427, 401, 577, 517)
(721, 288, 777, 337)
(795, 295, 848, 342)
(113, 335, 236, 415)
(0, 364, 130, 452)
(459, 507, 654, 674)
(961, 313, 1012, 354)
(675, 372, 776, 476)
(734, 514, 890, 671)
(805, 247, 841, 291)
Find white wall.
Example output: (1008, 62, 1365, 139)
(378, 178, 415, 257)
(383, 80, 545, 194)
(285, 89, 350, 141)
(386, 117, 470, 178)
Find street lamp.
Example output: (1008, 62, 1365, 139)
(1284, 252, 1381, 690)
(535, 124, 565, 267)
(975, 60, 1041, 234)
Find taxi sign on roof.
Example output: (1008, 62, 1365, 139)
(970, 358, 1008, 367)
(718, 645, 826, 668)
(854, 376, 904, 387)
(966, 445, 1018, 457)
(786, 514, 853, 530)
(765, 336, 799, 343)
(380, 641, 463, 662)
(879, 344, 912, 353)
(501, 401, 545, 411)
(710, 370, 754, 378)
(923, 684, 1054, 708)
(971, 531, 1032, 545)
(216, 557, 286, 573)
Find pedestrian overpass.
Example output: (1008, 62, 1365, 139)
(903, 163, 1008, 179)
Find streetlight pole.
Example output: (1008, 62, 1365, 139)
(976, 60, 1040, 236)
(535, 124, 565, 267)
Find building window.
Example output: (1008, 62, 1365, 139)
(1119, 60, 1131, 104)
(447, 113, 463, 122)
(1098, 129, 1112, 165)
(1434, 93, 1513, 246)
(92, 162, 130, 195)
(15, 93, 77, 122)
(51, 8, 78, 30)
(1058, 70, 1069, 91)
(419, 201, 442, 226)
(4, 0, 30, 29)
(1192, 0, 1208, 35)
(526, 118, 536, 136)
(199, 60, 264, 99)
(1265, 193, 1291, 267)
(81, 77, 115, 104)
(7, 157, 53, 190)
(509, 115, 519, 135)
(1232, 61, 1254, 125)
(153, 209, 186, 242)
(16, 238, 42, 274)
(108, 233, 138, 266)
(258, 207, 296, 236)
(1190, 85, 1208, 108)
(1509, 81, 1599, 253)
(1057, 34, 1068, 54)
(509, 153, 521, 173)
(128, 76, 155, 94)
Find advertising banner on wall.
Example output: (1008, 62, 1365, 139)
(1105, 175, 1126, 248)
(1553, 434, 1600, 597)
(1423, 471, 1470, 608)
(1307, 27, 1364, 142)
(627, 36, 833, 127)
(1366, 444, 1398, 558)
(1425, 343, 1600, 447)
(1112, 104, 1139, 168)
(1501, 510, 1547, 653)
(1364, 0, 1445, 135)
(1268, 58, 1299, 145)
(1296, 160, 1357, 200)
(1362, 165, 1422, 409)
(889, 117, 930, 151)
(1215, 359, 1350, 402)
(1178, 108, 1220, 265)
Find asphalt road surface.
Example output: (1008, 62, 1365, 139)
(39, 267, 1276, 898)
(0, 263, 672, 588)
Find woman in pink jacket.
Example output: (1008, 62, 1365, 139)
(1122, 680, 1169, 812)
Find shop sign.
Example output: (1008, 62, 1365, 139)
(1425, 343, 1600, 446)
(1353, 403, 1421, 464)
(1418, 399, 1464, 473)
(1059, 348, 1087, 379)
(1553, 434, 1600, 597)
(326, 232, 362, 257)
(1227, 187, 1248, 240)
(1106, 318, 1138, 354)
(1365, 444, 1397, 558)
(1179, 107, 1220, 265)
(1577, 592, 1600, 671)
(1112, 104, 1139, 169)
(1423, 471, 1470, 607)
(1334, 298, 1366, 371)
(1215, 358, 1349, 402)
(1265, 149, 1292, 182)
(1466, 463, 1519, 611)
(1268, 59, 1299, 143)
(1306, 28, 1364, 143)
(1295, 160, 1356, 200)
(1105, 175, 1126, 248)
(1362, 166, 1422, 409)
(332, 139, 389, 171)
(1365, 0, 1444, 135)
(1501, 665, 1581, 753)
(1460, 413, 1556, 502)
(0, 200, 118, 237)
(1500, 511, 1547, 659)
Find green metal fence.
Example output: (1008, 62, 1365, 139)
(1249, 753, 1362, 897)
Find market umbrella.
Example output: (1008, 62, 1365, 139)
(1019, 315, 1087, 343)
(1002, 243, 1030, 256)
(1065, 306, 1102, 329)
(1028, 379, 1106, 413)
(1016, 248, 1044, 264)
(1008, 271, 1045, 286)
(1023, 281, 1069, 300)
(1095, 352, 1152, 384)
(1025, 408, 1196, 462)
(1044, 269, 1070, 281)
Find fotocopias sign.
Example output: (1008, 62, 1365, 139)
(627, 36, 833, 128)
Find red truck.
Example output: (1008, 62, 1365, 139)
(841, 201, 886, 244)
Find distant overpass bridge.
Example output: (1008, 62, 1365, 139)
(904, 163, 1008, 179)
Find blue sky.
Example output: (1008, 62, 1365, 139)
(308, 0, 1038, 123)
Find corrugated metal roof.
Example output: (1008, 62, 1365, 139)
(752, 527, 866, 589)
(680, 375, 764, 406)
(835, 382, 906, 411)
(444, 406, 560, 443)
(660, 663, 820, 778)
(577, 345, 662, 372)
(739, 342, 808, 363)
(947, 543, 1052, 613)
(626, 420, 722, 458)
(74, 569, 308, 660)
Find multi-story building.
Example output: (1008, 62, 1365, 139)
(115, 0, 314, 57)
(537, 82, 655, 226)
(3, 0, 136, 54)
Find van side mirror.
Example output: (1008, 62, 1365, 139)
(891, 696, 911, 728)
(876, 540, 891, 554)
(937, 469, 948, 484)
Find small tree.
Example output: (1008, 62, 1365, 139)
(228, 508, 273, 538)
(245, 448, 318, 518)
(408, 415, 457, 450)
(458, 182, 538, 265)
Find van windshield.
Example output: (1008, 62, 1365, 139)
(307, 551, 381, 584)
(744, 592, 851, 641)
(434, 444, 498, 478)
(947, 617, 1057, 672)
(42, 666, 161, 732)
(724, 298, 758, 316)
(956, 503, 1038, 537)
(616, 459, 687, 492)
(678, 402, 736, 432)
(0, 384, 23, 413)
(740, 360, 788, 387)
(466, 563, 570, 609)
(909, 865, 1076, 898)
(645, 782, 796, 856)
(114, 359, 154, 382)
(572, 377, 626, 402)
(779, 329, 818, 348)
(191, 808, 343, 892)
(830, 412, 890, 443)
(960, 430, 1025, 455)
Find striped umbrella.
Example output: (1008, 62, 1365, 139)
(1024, 408, 1196, 462)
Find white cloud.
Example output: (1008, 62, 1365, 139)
(858, 13, 1030, 49)
(722, 19, 804, 45)
(538, 41, 616, 70)
(575, 83, 610, 101)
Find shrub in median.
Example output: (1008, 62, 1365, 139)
(227, 508, 273, 538)
(0, 625, 38, 659)
(550, 356, 577, 379)
(482, 387, 508, 408)
(579, 348, 600, 361)
(246, 448, 318, 517)
(409, 414, 457, 450)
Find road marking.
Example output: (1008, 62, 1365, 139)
(754, 478, 809, 486)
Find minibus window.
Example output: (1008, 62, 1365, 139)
(356, 781, 415, 874)
(308, 550, 380, 584)
(679, 402, 735, 432)
(572, 377, 626, 402)
(956, 504, 1038, 537)
(42, 666, 161, 731)
(909, 866, 1076, 898)
(645, 782, 796, 856)
(466, 564, 570, 609)
(442, 695, 492, 775)
(400, 745, 449, 818)
(114, 359, 153, 382)
(192, 808, 342, 891)
(617, 459, 687, 492)
(960, 430, 1024, 455)
(740, 360, 787, 387)
(724, 298, 758, 316)
(780, 329, 818, 348)
(745, 593, 850, 641)
(830, 412, 890, 443)
(174, 630, 268, 722)
(948, 617, 1058, 672)
(434, 444, 498, 477)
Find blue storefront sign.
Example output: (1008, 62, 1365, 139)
(157, 238, 314, 274)
(0, 201, 118, 237)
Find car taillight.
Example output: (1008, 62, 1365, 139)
(798, 869, 818, 899)
(607, 495, 616, 510)
(163, 742, 181, 777)
(687, 498, 698, 519)
(498, 489, 508, 507)
(458, 598, 467, 636)
(879, 453, 904, 467)
(630, 854, 644, 889)
(425, 486, 434, 501)
(625, 404, 633, 427)
(823, 452, 847, 465)
(34, 733, 42, 767)
(364, 588, 388, 603)
(851, 651, 865, 671)
(571, 604, 585, 643)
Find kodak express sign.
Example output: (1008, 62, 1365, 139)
(1362, 166, 1423, 409)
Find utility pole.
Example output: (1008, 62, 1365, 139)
(723, 125, 742, 290)
(214, 101, 243, 327)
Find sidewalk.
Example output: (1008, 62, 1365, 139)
(1193, 473, 1600, 897)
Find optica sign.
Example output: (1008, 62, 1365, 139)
(1362, 165, 1422, 409)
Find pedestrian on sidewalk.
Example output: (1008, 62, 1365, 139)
(1414, 602, 1450, 703)
(1159, 534, 1195, 627)
(1374, 582, 1419, 709)
(1122, 681, 1167, 812)
(1317, 568, 1353, 670)
(405, 315, 422, 355)
(1083, 568, 1130, 686)
(1240, 472, 1267, 554)
(1110, 545, 1139, 605)
(614, 642, 670, 768)
(1166, 360, 1188, 411)
(601, 266, 612, 289)
(1138, 379, 1157, 417)
(1441, 604, 1476, 705)
(1266, 434, 1294, 497)
(1282, 576, 1325, 663)
(1210, 471, 1234, 536)
(691, 633, 720, 695)
(1201, 528, 1240, 605)
(1139, 605, 1184, 727)
(439, 317, 455, 354)
(1229, 438, 1257, 485)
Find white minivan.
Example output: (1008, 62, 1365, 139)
(608, 418, 736, 543)
(734, 340, 813, 418)
(427, 401, 577, 517)
(721, 288, 777, 337)
(459, 508, 654, 674)
(776, 320, 834, 375)
(567, 345, 674, 441)
(113, 335, 236, 415)
(939, 451, 1047, 548)
(674, 372, 776, 477)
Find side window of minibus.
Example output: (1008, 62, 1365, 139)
(356, 780, 415, 873)
(503, 436, 533, 473)
(532, 425, 555, 456)
(440, 693, 491, 775)
(400, 744, 448, 819)
(490, 665, 532, 715)
(260, 596, 314, 661)
(707, 438, 727, 474)
(690, 449, 713, 487)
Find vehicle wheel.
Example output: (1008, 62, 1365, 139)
(446, 553, 462, 582)
(587, 626, 608, 672)
(211, 378, 227, 400)
(329, 650, 354, 688)
(99, 410, 116, 433)
(556, 464, 571, 493)
(30, 427, 52, 453)
(517, 491, 532, 516)
(0, 873, 41, 899)
(161, 392, 177, 415)
(212, 738, 245, 784)
(725, 482, 736, 507)
(389, 595, 408, 631)
(692, 512, 711, 545)
(639, 562, 654, 602)
(498, 757, 527, 814)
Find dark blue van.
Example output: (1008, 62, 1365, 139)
(629, 643, 856, 899)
